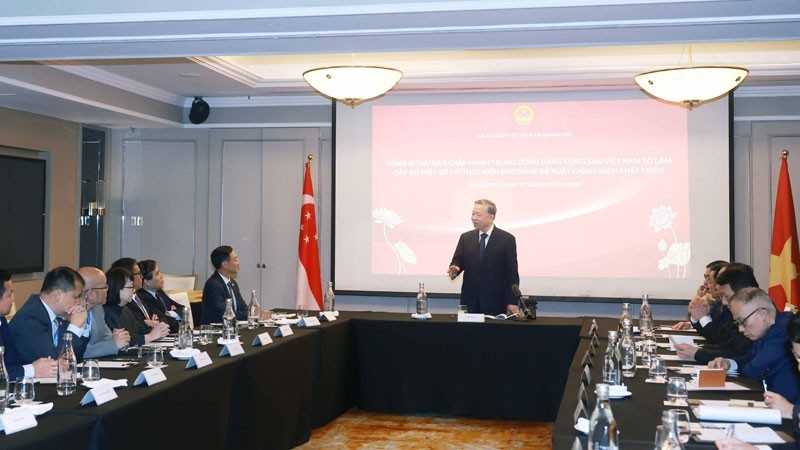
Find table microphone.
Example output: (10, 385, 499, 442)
(512, 284, 536, 320)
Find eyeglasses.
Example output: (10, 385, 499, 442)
(90, 286, 109, 291)
(122, 285, 135, 291)
(132, 272, 143, 278)
(733, 307, 766, 328)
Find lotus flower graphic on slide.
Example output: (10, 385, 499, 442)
(373, 208, 417, 274)
(649, 205, 690, 278)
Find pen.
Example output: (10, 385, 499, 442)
(762, 379, 768, 392)
(724, 424, 735, 448)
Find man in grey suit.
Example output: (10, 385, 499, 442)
(79, 267, 130, 358)
(448, 199, 520, 316)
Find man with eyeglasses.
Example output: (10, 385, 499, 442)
(79, 267, 131, 358)
(708, 287, 799, 404)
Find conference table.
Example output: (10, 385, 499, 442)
(551, 318, 797, 450)
(2, 313, 792, 449)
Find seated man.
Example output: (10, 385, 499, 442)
(111, 258, 165, 335)
(673, 260, 727, 330)
(79, 266, 131, 358)
(9, 266, 90, 362)
(675, 264, 756, 363)
(0, 268, 57, 379)
(202, 246, 248, 324)
(709, 287, 799, 404)
(136, 259, 183, 333)
(715, 312, 800, 450)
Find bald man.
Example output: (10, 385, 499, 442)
(80, 267, 130, 358)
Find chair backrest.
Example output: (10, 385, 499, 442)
(162, 274, 197, 291)
(168, 291, 194, 329)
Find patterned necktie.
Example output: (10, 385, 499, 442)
(480, 233, 488, 259)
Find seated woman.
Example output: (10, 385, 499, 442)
(103, 267, 169, 346)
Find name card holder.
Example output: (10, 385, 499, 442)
(134, 367, 167, 386)
(274, 325, 294, 337)
(219, 341, 245, 357)
(457, 313, 485, 323)
(252, 332, 273, 346)
(0, 408, 37, 435)
(319, 312, 337, 322)
(186, 351, 213, 369)
(298, 316, 320, 327)
(80, 383, 118, 406)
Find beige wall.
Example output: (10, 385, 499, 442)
(0, 107, 80, 309)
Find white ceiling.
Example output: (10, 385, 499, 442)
(0, 0, 799, 128)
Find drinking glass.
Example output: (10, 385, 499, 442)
(668, 408, 692, 444)
(458, 305, 468, 315)
(14, 377, 36, 405)
(199, 325, 212, 345)
(666, 377, 688, 404)
(147, 347, 164, 368)
(297, 304, 308, 319)
(82, 359, 101, 381)
(648, 356, 667, 382)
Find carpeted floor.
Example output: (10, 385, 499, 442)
(299, 408, 553, 449)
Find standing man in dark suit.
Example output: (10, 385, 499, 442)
(0, 268, 57, 379)
(136, 259, 183, 333)
(448, 199, 520, 316)
(201, 245, 248, 324)
(9, 266, 90, 362)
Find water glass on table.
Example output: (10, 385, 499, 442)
(14, 377, 36, 404)
(82, 359, 101, 381)
(648, 356, 667, 382)
(666, 377, 688, 405)
(199, 325, 212, 345)
(297, 304, 308, 319)
(147, 347, 164, 368)
(668, 408, 692, 444)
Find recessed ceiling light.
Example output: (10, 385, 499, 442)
(178, 73, 203, 78)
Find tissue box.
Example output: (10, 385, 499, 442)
(698, 368, 726, 387)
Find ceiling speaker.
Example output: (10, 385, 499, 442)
(189, 97, 210, 124)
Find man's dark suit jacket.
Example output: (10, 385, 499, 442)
(733, 311, 799, 403)
(201, 272, 248, 324)
(8, 295, 89, 362)
(450, 227, 520, 316)
(693, 303, 752, 363)
(135, 289, 182, 333)
(0, 316, 31, 379)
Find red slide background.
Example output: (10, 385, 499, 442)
(370, 99, 690, 279)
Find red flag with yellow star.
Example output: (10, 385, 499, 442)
(768, 152, 800, 311)
(295, 159, 323, 310)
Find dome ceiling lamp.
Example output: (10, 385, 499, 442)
(303, 65, 403, 108)
(634, 45, 749, 109)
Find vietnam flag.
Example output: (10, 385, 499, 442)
(768, 152, 800, 311)
(295, 159, 323, 310)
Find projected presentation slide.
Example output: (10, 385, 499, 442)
(336, 92, 730, 300)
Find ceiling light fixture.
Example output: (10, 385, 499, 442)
(634, 46, 748, 109)
(303, 66, 403, 108)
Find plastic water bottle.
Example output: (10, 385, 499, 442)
(222, 297, 236, 340)
(323, 282, 335, 312)
(588, 383, 619, 450)
(0, 346, 9, 412)
(416, 283, 428, 315)
(178, 306, 192, 349)
(56, 333, 77, 396)
(248, 290, 260, 329)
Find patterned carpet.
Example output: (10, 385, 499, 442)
(299, 409, 553, 449)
